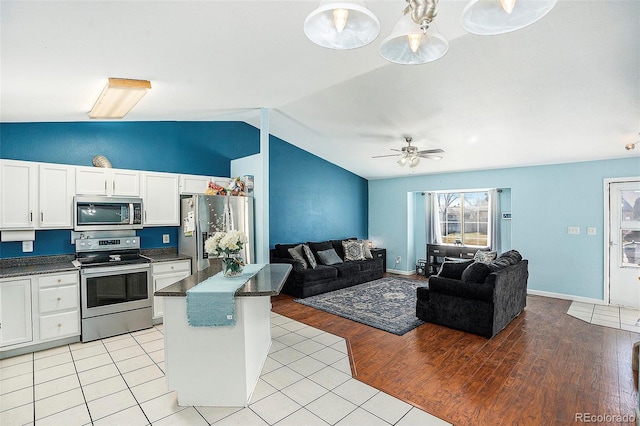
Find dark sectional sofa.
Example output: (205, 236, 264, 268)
(416, 250, 528, 338)
(270, 239, 384, 298)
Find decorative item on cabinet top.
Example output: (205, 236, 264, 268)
(92, 155, 112, 168)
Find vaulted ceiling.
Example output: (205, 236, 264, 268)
(1, 1, 638, 179)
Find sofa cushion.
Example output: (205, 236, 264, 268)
(308, 241, 333, 258)
(317, 248, 343, 265)
(275, 243, 299, 259)
(331, 262, 361, 277)
(343, 240, 366, 261)
(487, 258, 512, 272)
(303, 244, 318, 269)
(362, 240, 374, 259)
(438, 259, 474, 280)
(293, 265, 337, 283)
(353, 258, 382, 272)
(474, 250, 497, 262)
(288, 244, 308, 269)
(461, 262, 492, 283)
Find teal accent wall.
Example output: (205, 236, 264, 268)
(369, 158, 640, 301)
(269, 136, 368, 246)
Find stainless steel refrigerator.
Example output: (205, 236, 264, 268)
(178, 194, 254, 274)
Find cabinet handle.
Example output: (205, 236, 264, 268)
(41, 211, 44, 222)
(105, 180, 107, 192)
(57, 279, 61, 283)
(57, 323, 62, 328)
(113, 181, 115, 192)
(57, 297, 61, 301)
(171, 266, 174, 270)
(29, 211, 33, 223)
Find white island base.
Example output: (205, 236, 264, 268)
(163, 294, 271, 407)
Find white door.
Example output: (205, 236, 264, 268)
(142, 172, 179, 226)
(0, 160, 37, 229)
(0, 278, 33, 347)
(608, 180, 640, 308)
(39, 163, 75, 228)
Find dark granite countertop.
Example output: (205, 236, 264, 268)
(155, 263, 291, 298)
(0, 250, 191, 279)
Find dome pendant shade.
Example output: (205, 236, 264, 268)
(379, 14, 448, 65)
(461, 0, 557, 35)
(304, 1, 380, 49)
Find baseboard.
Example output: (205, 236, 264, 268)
(386, 269, 414, 276)
(527, 289, 606, 305)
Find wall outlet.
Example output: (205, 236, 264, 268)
(162, 234, 170, 244)
(568, 226, 580, 235)
(396, 255, 401, 264)
(22, 241, 33, 252)
(587, 227, 597, 236)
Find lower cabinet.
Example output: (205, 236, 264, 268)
(0, 278, 33, 347)
(152, 260, 191, 320)
(0, 271, 79, 354)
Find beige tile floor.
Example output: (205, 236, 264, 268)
(567, 301, 640, 332)
(0, 312, 450, 426)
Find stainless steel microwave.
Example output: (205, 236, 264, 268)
(73, 196, 143, 231)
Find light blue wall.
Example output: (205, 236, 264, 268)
(369, 158, 640, 301)
(269, 136, 368, 246)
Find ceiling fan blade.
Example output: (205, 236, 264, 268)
(390, 148, 402, 152)
(418, 154, 444, 160)
(417, 148, 445, 155)
(372, 154, 401, 158)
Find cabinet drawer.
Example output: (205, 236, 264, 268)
(39, 310, 79, 341)
(152, 260, 190, 275)
(38, 273, 78, 288)
(39, 285, 78, 313)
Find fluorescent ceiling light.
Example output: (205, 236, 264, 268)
(89, 78, 151, 119)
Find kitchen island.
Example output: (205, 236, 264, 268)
(154, 263, 291, 407)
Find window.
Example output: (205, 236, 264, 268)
(429, 189, 498, 249)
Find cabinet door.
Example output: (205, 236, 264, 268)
(142, 172, 179, 226)
(153, 270, 190, 319)
(0, 279, 33, 347)
(179, 174, 212, 194)
(0, 160, 37, 229)
(75, 166, 109, 195)
(111, 169, 140, 196)
(39, 163, 75, 228)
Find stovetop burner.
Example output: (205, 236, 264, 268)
(75, 237, 149, 268)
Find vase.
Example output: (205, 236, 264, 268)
(222, 254, 244, 277)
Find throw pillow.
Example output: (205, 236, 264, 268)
(342, 240, 366, 261)
(361, 240, 374, 259)
(438, 259, 474, 280)
(288, 244, 308, 269)
(302, 244, 317, 269)
(461, 262, 492, 283)
(317, 248, 343, 265)
(474, 250, 497, 262)
(498, 250, 523, 264)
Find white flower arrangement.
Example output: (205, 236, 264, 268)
(204, 229, 247, 257)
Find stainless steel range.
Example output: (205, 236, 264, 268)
(75, 236, 152, 342)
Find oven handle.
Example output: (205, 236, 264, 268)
(81, 263, 150, 276)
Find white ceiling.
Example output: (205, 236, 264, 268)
(1, 0, 639, 179)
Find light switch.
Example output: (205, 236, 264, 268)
(163, 234, 170, 244)
(22, 241, 34, 252)
(568, 226, 580, 235)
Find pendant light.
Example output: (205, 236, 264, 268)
(304, 1, 380, 50)
(379, 13, 448, 65)
(460, 0, 558, 35)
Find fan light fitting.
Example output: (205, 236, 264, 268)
(304, 0, 557, 65)
(89, 78, 151, 119)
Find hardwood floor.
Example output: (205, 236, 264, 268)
(271, 275, 639, 426)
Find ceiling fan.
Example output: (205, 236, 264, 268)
(372, 137, 444, 167)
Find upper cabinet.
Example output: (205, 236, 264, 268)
(39, 163, 75, 228)
(142, 172, 179, 226)
(75, 166, 140, 196)
(179, 174, 229, 194)
(0, 160, 38, 229)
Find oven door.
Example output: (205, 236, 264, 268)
(81, 263, 151, 319)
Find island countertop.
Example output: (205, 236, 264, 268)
(154, 263, 291, 297)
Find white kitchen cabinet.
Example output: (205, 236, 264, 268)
(142, 172, 180, 226)
(0, 160, 38, 229)
(75, 166, 140, 196)
(152, 260, 191, 319)
(34, 272, 80, 343)
(179, 174, 229, 194)
(0, 278, 33, 348)
(38, 163, 75, 228)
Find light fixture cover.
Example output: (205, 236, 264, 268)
(89, 78, 151, 119)
(460, 0, 557, 35)
(379, 14, 448, 65)
(304, 1, 380, 49)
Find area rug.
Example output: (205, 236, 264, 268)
(294, 277, 425, 335)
